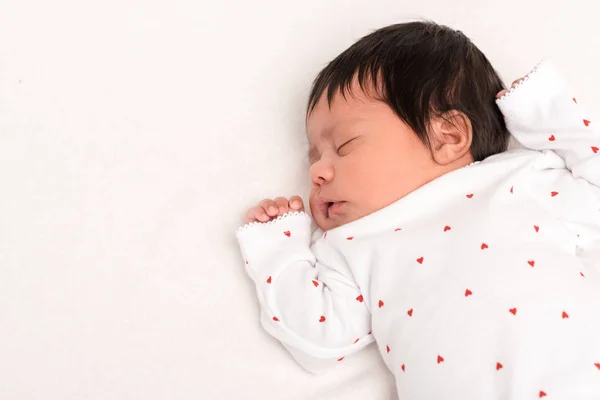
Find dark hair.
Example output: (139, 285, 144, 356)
(306, 20, 509, 162)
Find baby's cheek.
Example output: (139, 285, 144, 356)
(308, 196, 318, 215)
(311, 211, 328, 231)
(357, 170, 406, 214)
(308, 197, 322, 218)
(308, 199, 331, 231)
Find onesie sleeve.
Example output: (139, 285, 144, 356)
(496, 58, 600, 269)
(496, 58, 600, 196)
(235, 212, 373, 373)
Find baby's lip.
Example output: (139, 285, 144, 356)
(316, 198, 337, 209)
(315, 198, 346, 217)
(312, 197, 331, 214)
(316, 195, 340, 204)
(327, 200, 346, 212)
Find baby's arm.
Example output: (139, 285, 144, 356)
(236, 200, 372, 373)
(496, 58, 600, 195)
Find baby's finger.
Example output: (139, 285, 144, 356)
(245, 206, 270, 223)
(289, 196, 305, 211)
(256, 208, 272, 222)
(259, 199, 279, 217)
(274, 197, 289, 216)
(497, 76, 528, 99)
(511, 77, 525, 89)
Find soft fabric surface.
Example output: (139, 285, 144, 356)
(0, 0, 598, 399)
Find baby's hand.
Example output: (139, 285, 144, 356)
(496, 75, 528, 100)
(244, 196, 305, 224)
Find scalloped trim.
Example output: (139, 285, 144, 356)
(464, 160, 480, 168)
(496, 57, 550, 104)
(236, 211, 310, 234)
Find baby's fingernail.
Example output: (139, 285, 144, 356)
(292, 200, 300, 207)
(269, 206, 277, 214)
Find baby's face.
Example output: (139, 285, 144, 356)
(306, 79, 444, 231)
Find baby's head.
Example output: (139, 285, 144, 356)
(306, 21, 509, 231)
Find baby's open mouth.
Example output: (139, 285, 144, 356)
(314, 196, 346, 218)
(327, 201, 346, 217)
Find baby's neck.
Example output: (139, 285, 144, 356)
(426, 152, 475, 186)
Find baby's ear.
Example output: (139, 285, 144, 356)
(428, 110, 473, 166)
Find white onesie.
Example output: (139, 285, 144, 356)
(236, 59, 600, 399)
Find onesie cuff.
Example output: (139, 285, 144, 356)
(496, 57, 570, 122)
(236, 211, 313, 268)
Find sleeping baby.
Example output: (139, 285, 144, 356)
(236, 21, 600, 399)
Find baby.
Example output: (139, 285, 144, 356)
(236, 21, 600, 399)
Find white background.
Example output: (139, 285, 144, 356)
(1, 0, 599, 399)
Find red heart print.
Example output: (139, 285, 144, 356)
(353, 338, 360, 344)
(284, 231, 291, 237)
(417, 257, 424, 264)
(581, 272, 586, 277)
(534, 225, 539, 233)
(347, 236, 354, 240)
(595, 363, 600, 370)
(356, 294, 364, 302)
(466, 193, 474, 199)
(593, 147, 599, 154)
(528, 260, 535, 267)
(496, 362, 503, 371)
(324, 232, 327, 239)
(368, 331, 372, 335)
(401, 364, 405, 372)
(548, 134, 555, 141)
(510, 186, 514, 194)
(395, 228, 402, 232)
(444, 225, 451, 232)
(562, 311, 569, 319)
(245, 260, 248, 265)
(378, 300, 384, 308)
(337, 357, 344, 361)
(551, 191, 559, 197)
(539, 391, 547, 398)
(584, 119, 591, 127)
(573, 97, 578, 103)
(407, 308, 413, 317)
(319, 316, 326, 322)
(465, 289, 473, 297)
(273, 316, 279, 321)
(481, 243, 488, 250)
(312, 280, 319, 287)
(386, 345, 391, 353)
(437, 355, 444, 364)
(266, 276, 272, 284)
(509, 308, 517, 315)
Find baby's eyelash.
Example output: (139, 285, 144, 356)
(337, 138, 356, 152)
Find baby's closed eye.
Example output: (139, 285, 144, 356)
(337, 137, 360, 156)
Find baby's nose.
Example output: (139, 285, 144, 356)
(310, 161, 334, 185)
